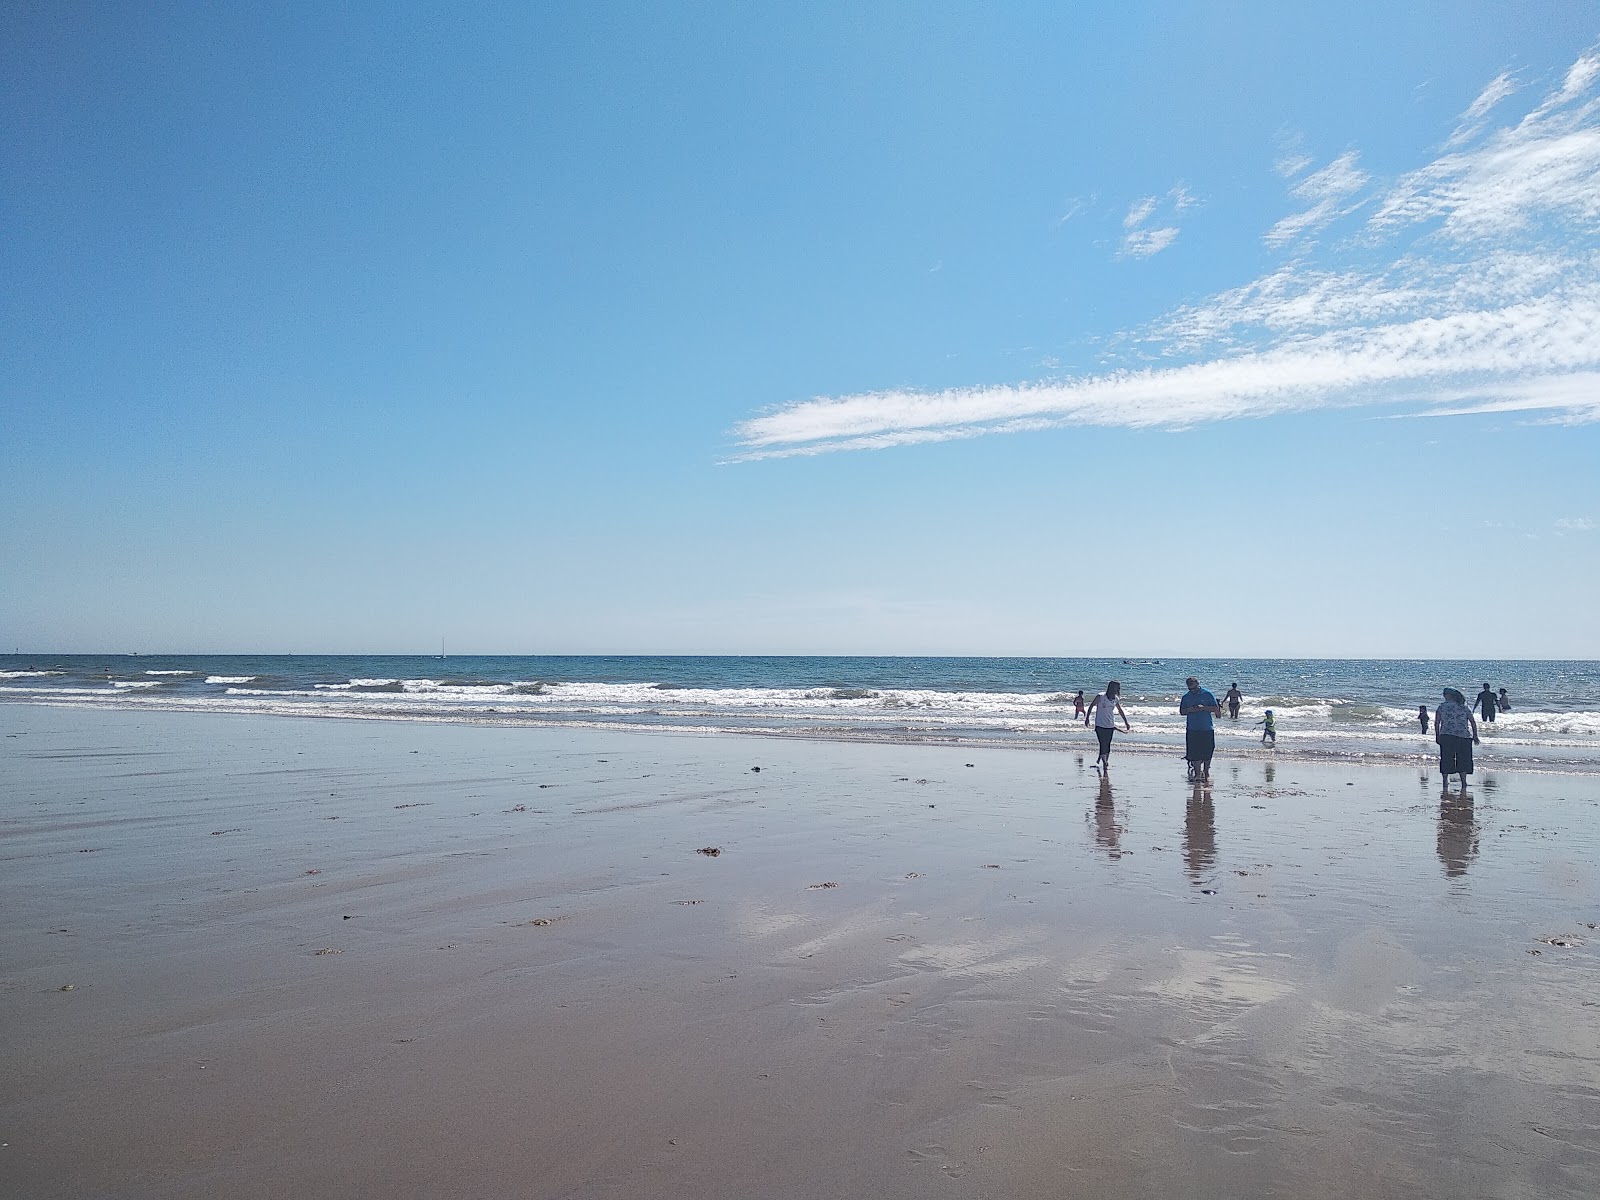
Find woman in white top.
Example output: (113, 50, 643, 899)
(1085, 681, 1131, 770)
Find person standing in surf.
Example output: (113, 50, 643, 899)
(1435, 687, 1480, 791)
(1085, 681, 1131, 771)
(1474, 682, 1498, 724)
(1224, 682, 1242, 719)
(1180, 676, 1222, 783)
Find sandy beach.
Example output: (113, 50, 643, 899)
(3, 704, 1598, 1198)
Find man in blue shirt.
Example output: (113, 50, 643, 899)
(1180, 676, 1222, 783)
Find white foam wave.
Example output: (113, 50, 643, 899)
(7, 674, 1599, 772)
(144, 670, 197, 676)
(0, 685, 123, 695)
(0, 669, 65, 679)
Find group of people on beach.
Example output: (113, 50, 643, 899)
(1074, 671, 1516, 788)
(1072, 677, 1273, 782)
(1073, 676, 1249, 783)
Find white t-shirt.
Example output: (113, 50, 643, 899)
(1093, 694, 1119, 728)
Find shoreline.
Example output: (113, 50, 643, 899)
(4, 694, 1592, 777)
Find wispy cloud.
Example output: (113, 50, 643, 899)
(730, 50, 1600, 460)
(1275, 152, 1314, 179)
(1119, 185, 1193, 258)
(1056, 194, 1092, 225)
(1448, 71, 1518, 145)
(1555, 516, 1594, 531)
(1264, 150, 1369, 246)
(1120, 195, 1178, 258)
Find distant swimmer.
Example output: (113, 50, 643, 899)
(1224, 682, 1242, 719)
(1258, 709, 1276, 746)
(1497, 687, 1511, 713)
(1436, 687, 1481, 790)
(1418, 705, 1430, 734)
(1474, 682, 1498, 724)
(1085, 681, 1131, 770)
(1072, 690, 1086, 723)
(1179, 676, 1222, 783)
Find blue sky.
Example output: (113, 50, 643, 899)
(4, 1, 1598, 657)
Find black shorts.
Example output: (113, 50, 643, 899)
(1185, 729, 1215, 763)
(1438, 733, 1474, 776)
(1095, 726, 1114, 754)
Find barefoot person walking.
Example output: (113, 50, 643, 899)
(1085, 681, 1131, 770)
(1180, 676, 1222, 783)
(1435, 687, 1480, 791)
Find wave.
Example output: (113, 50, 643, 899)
(144, 670, 197, 676)
(7, 672, 1600, 773)
(1327, 703, 1396, 723)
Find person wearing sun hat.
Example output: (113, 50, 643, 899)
(1435, 687, 1480, 791)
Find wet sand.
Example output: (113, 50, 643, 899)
(3, 705, 1598, 1198)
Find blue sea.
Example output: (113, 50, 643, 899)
(3, 654, 1598, 773)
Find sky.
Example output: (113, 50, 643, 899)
(4, 1, 1599, 659)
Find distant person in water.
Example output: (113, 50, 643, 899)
(1497, 687, 1511, 713)
(1475, 682, 1498, 723)
(1435, 687, 1480, 790)
(1072, 690, 1086, 722)
(1085, 681, 1131, 770)
(1418, 705, 1430, 734)
(1224, 683, 1242, 719)
(1180, 676, 1222, 783)
(1258, 709, 1276, 746)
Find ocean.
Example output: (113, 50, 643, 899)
(4, 654, 1597, 773)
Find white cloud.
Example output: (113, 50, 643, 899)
(1122, 195, 1156, 228)
(1275, 153, 1314, 178)
(1123, 225, 1180, 258)
(1407, 371, 1600, 423)
(1152, 249, 1587, 352)
(732, 291, 1600, 459)
(1555, 516, 1594, 531)
(1448, 71, 1518, 145)
(1120, 188, 1189, 258)
(1549, 51, 1600, 109)
(1372, 57, 1600, 240)
(731, 49, 1600, 460)
(1265, 150, 1370, 246)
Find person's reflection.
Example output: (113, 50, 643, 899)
(1184, 782, 1217, 883)
(1264, 761, 1276, 786)
(1093, 773, 1123, 859)
(1437, 788, 1479, 878)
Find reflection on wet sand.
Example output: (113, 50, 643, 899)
(1437, 789, 1479, 878)
(1184, 783, 1216, 883)
(1092, 774, 1122, 859)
